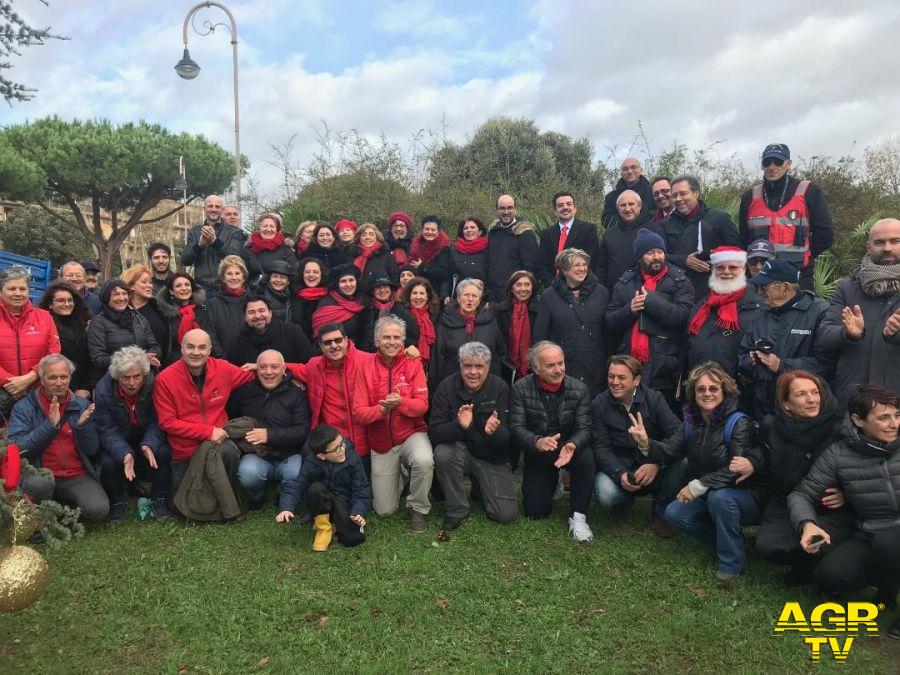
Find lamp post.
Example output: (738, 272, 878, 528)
(175, 1, 241, 203)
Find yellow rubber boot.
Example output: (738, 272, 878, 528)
(312, 514, 334, 552)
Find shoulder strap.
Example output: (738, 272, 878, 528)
(724, 411, 750, 448)
(795, 180, 811, 197)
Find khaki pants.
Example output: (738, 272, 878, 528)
(370, 432, 434, 516)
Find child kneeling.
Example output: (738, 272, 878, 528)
(276, 425, 371, 551)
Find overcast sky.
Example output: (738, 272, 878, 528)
(6, 1, 900, 201)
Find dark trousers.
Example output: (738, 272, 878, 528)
(99, 445, 173, 503)
(522, 445, 594, 518)
(756, 498, 855, 567)
(171, 440, 240, 493)
(305, 481, 365, 547)
(21, 472, 109, 522)
(814, 526, 900, 597)
(434, 442, 518, 523)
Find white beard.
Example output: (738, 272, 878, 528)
(708, 274, 747, 295)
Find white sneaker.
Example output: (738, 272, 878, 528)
(568, 512, 594, 543)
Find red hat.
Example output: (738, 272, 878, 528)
(709, 246, 747, 266)
(386, 211, 412, 228)
(335, 219, 358, 234)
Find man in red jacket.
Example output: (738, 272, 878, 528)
(352, 315, 433, 532)
(153, 329, 254, 491)
(285, 323, 370, 472)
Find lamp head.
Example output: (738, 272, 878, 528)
(175, 48, 200, 80)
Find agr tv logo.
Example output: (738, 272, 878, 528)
(774, 601, 881, 661)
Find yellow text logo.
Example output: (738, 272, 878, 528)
(774, 602, 880, 662)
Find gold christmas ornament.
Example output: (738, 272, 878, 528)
(12, 498, 41, 544)
(0, 545, 49, 613)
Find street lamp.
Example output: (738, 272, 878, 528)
(175, 1, 241, 203)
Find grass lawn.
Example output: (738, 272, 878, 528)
(1, 494, 897, 673)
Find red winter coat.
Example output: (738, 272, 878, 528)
(152, 357, 254, 461)
(286, 342, 369, 455)
(351, 351, 428, 452)
(0, 302, 60, 383)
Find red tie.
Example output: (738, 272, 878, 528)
(557, 224, 569, 254)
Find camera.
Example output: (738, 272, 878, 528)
(753, 338, 775, 354)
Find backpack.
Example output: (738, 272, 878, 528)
(683, 411, 752, 449)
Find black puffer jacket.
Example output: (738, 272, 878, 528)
(227, 374, 311, 462)
(649, 399, 764, 501)
(605, 264, 695, 391)
(446, 246, 489, 298)
(818, 271, 900, 407)
(305, 243, 347, 273)
(686, 285, 762, 376)
(662, 201, 742, 299)
(758, 391, 843, 500)
(509, 375, 592, 465)
(534, 273, 609, 397)
(136, 299, 176, 366)
(205, 290, 248, 358)
(155, 286, 212, 360)
(595, 211, 661, 290)
(428, 303, 503, 388)
(352, 244, 399, 287)
(226, 318, 314, 367)
(258, 282, 304, 326)
(360, 302, 419, 349)
(739, 291, 831, 418)
(486, 218, 540, 303)
(87, 308, 161, 379)
(429, 372, 510, 464)
(788, 418, 900, 534)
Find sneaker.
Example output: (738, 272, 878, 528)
(652, 515, 674, 539)
(410, 511, 428, 533)
(107, 502, 127, 525)
(151, 497, 171, 522)
(568, 512, 594, 543)
(715, 570, 739, 587)
(440, 515, 466, 532)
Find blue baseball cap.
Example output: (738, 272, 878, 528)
(761, 144, 790, 162)
(747, 239, 776, 261)
(748, 258, 801, 286)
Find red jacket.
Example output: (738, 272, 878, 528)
(286, 342, 369, 455)
(351, 351, 428, 453)
(0, 302, 60, 383)
(153, 357, 254, 461)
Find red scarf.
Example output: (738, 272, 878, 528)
(249, 231, 285, 253)
(508, 299, 531, 378)
(116, 384, 140, 428)
(372, 298, 395, 314)
(630, 266, 669, 364)
(457, 309, 477, 339)
(1, 441, 21, 493)
(353, 242, 382, 274)
(410, 231, 451, 263)
(311, 291, 364, 338)
(222, 285, 246, 297)
(296, 286, 327, 301)
(295, 240, 310, 256)
(176, 304, 201, 342)
(392, 248, 409, 266)
(688, 288, 745, 335)
(455, 237, 488, 255)
(410, 304, 435, 362)
(539, 378, 562, 393)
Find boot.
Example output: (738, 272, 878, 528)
(312, 514, 334, 552)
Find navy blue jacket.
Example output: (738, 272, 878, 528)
(278, 440, 370, 517)
(7, 388, 101, 481)
(93, 371, 167, 464)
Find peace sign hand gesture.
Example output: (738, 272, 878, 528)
(627, 412, 650, 452)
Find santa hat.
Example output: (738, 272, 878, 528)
(709, 246, 747, 266)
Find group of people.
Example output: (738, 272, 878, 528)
(1, 142, 898, 637)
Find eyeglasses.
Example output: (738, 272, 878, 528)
(695, 386, 721, 395)
(652, 188, 671, 197)
(320, 336, 345, 347)
(762, 158, 785, 168)
(321, 439, 346, 455)
(52, 298, 75, 305)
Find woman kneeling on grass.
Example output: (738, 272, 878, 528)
(628, 361, 764, 587)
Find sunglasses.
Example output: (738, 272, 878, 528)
(762, 158, 785, 168)
(320, 336, 345, 347)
